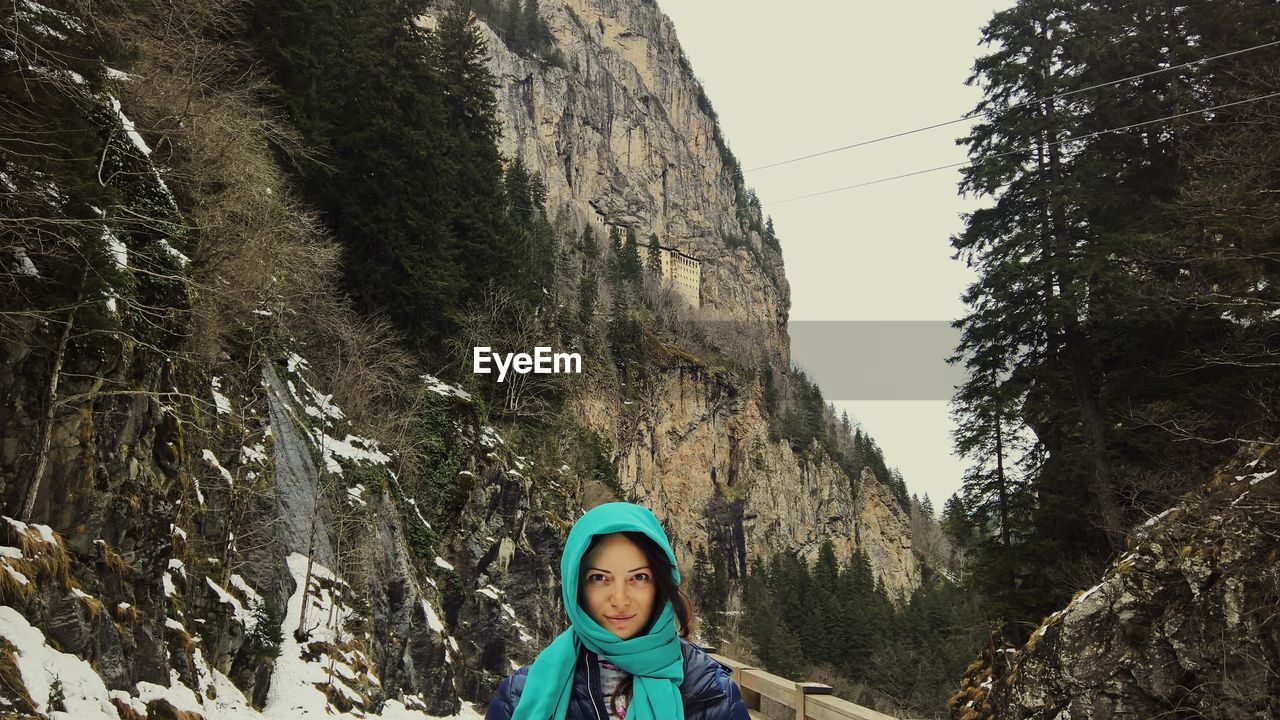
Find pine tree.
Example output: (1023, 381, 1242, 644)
(763, 215, 781, 254)
(808, 541, 840, 661)
(251, 0, 464, 346)
(940, 493, 970, 546)
(608, 283, 642, 374)
(647, 233, 662, 276)
(952, 0, 1125, 619)
(620, 227, 643, 281)
(743, 557, 805, 679)
(577, 227, 598, 328)
(502, 0, 527, 51)
(437, 0, 512, 310)
(524, 0, 551, 53)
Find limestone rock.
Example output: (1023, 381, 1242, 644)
(439, 0, 922, 600)
(952, 446, 1280, 720)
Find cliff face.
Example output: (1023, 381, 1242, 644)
(473, 0, 789, 338)
(579, 365, 920, 599)
(950, 445, 1280, 720)
(452, 0, 922, 599)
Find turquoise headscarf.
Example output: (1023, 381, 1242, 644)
(511, 502, 685, 720)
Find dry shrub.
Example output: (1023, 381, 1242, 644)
(111, 697, 147, 720)
(164, 621, 196, 654)
(282, 281, 420, 461)
(2, 520, 72, 592)
(314, 681, 362, 714)
(0, 638, 38, 715)
(87, 0, 330, 362)
(113, 603, 139, 624)
(73, 589, 105, 620)
(95, 539, 132, 580)
(0, 563, 34, 604)
(145, 697, 206, 720)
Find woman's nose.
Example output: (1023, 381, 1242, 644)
(609, 583, 629, 606)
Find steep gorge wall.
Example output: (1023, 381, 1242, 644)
(440, 0, 921, 594)
(444, 0, 923, 598)
(462, 0, 790, 340)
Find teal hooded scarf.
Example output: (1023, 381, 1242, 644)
(511, 502, 685, 720)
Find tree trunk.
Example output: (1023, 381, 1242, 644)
(1045, 106, 1125, 552)
(1063, 323, 1126, 551)
(22, 271, 86, 522)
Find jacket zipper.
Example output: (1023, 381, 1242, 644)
(584, 652, 605, 720)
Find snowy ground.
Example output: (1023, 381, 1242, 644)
(0, 552, 483, 720)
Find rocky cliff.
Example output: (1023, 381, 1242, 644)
(463, 0, 790, 338)
(439, 0, 923, 599)
(950, 443, 1280, 719)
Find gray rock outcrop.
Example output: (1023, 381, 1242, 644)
(951, 445, 1280, 720)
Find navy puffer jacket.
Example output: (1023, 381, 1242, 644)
(485, 639, 749, 720)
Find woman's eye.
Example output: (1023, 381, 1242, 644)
(588, 573, 608, 584)
(631, 573, 650, 583)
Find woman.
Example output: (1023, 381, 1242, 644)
(485, 502, 749, 720)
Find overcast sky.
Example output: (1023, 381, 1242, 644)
(656, 1, 1014, 511)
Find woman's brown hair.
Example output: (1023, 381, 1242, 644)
(579, 531, 694, 715)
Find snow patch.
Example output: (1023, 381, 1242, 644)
(109, 95, 152, 156)
(1239, 470, 1275, 486)
(4, 565, 30, 585)
(103, 226, 127, 268)
(0, 606, 118, 719)
(1142, 507, 1174, 528)
(21, 1, 83, 31)
(421, 374, 472, 401)
(241, 443, 268, 465)
(405, 498, 431, 529)
(346, 484, 367, 507)
(479, 426, 504, 448)
(157, 238, 189, 267)
(420, 600, 444, 633)
(202, 449, 234, 485)
(211, 377, 232, 415)
(229, 575, 263, 607)
(206, 577, 258, 633)
(310, 430, 390, 475)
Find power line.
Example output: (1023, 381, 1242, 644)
(745, 39, 1280, 174)
(769, 89, 1280, 206)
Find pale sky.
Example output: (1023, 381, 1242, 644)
(656, 1, 1014, 511)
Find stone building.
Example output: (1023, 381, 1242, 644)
(649, 241, 701, 308)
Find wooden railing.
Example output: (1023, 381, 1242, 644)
(709, 653, 921, 720)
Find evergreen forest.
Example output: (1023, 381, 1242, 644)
(945, 0, 1279, 650)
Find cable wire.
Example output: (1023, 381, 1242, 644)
(746, 39, 1280, 173)
(770, 89, 1280, 206)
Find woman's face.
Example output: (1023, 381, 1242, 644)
(580, 533, 657, 640)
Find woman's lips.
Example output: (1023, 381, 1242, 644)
(606, 615, 634, 622)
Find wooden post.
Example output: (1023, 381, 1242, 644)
(736, 666, 761, 712)
(794, 682, 834, 720)
(709, 655, 761, 712)
(740, 682, 761, 713)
